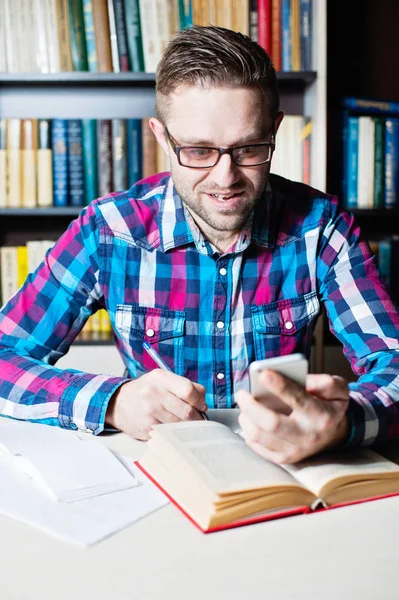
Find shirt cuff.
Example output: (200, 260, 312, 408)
(58, 374, 129, 435)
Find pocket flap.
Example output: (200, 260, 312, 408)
(251, 292, 319, 335)
(116, 305, 185, 343)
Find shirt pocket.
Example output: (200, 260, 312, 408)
(115, 305, 186, 376)
(250, 292, 320, 360)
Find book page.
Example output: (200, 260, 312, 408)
(283, 449, 399, 497)
(149, 421, 303, 495)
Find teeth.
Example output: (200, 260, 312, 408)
(211, 193, 235, 200)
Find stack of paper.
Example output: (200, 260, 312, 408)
(0, 420, 138, 501)
(0, 420, 169, 545)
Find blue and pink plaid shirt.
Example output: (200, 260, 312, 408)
(0, 172, 398, 446)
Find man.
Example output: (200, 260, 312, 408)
(0, 26, 398, 464)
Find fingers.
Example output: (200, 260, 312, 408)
(306, 374, 349, 401)
(160, 371, 207, 412)
(161, 392, 204, 421)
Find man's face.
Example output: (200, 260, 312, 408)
(150, 85, 282, 245)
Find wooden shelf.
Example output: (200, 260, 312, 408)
(0, 207, 81, 217)
(0, 70, 317, 88)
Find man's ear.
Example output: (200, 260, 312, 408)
(149, 118, 169, 154)
(273, 111, 285, 135)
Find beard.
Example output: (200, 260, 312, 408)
(171, 166, 270, 234)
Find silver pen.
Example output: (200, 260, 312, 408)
(142, 341, 209, 421)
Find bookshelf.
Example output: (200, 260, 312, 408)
(0, 1, 327, 374)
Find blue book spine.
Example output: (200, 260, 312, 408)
(82, 119, 98, 205)
(341, 110, 349, 202)
(52, 119, 69, 207)
(343, 97, 399, 115)
(67, 120, 85, 206)
(281, 0, 291, 72)
(346, 116, 359, 209)
(82, 0, 97, 72)
(378, 239, 391, 285)
(300, 0, 312, 71)
(384, 119, 399, 208)
(127, 119, 143, 187)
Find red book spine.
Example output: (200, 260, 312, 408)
(271, 0, 282, 70)
(257, 0, 272, 55)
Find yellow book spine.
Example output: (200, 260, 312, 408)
(17, 246, 28, 288)
(290, 0, 301, 72)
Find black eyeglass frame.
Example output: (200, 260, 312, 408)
(164, 127, 276, 169)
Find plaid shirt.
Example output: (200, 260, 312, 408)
(0, 173, 398, 446)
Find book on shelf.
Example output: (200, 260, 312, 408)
(37, 119, 54, 207)
(341, 98, 399, 209)
(138, 420, 399, 533)
(0, 120, 6, 208)
(0, 0, 314, 73)
(6, 118, 21, 208)
(21, 119, 38, 209)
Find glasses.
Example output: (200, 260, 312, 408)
(164, 128, 275, 169)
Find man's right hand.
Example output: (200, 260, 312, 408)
(105, 369, 207, 439)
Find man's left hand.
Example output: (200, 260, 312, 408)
(236, 371, 350, 464)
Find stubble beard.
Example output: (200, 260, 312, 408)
(173, 171, 269, 234)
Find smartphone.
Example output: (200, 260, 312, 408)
(249, 353, 309, 415)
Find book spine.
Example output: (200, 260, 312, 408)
(44, 0, 62, 73)
(346, 116, 359, 209)
(257, 0, 271, 54)
(177, 0, 192, 28)
(232, 0, 249, 35)
(37, 119, 54, 207)
(249, 0, 258, 43)
(55, 0, 73, 70)
(68, 0, 89, 70)
(290, 0, 300, 72)
(378, 239, 391, 285)
(384, 119, 399, 209)
(271, 0, 281, 71)
(0, 0, 7, 72)
(112, 119, 128, 191)
(0, 247, 18, 305)
(167, 0, 180, 37)
(97, 120, 113, 196)
(357, 116, 371, 209)
(113, 0, 130, 71)
(92, 0, 113, 72)
(139, 0, 161, 73)
(124, 0, 145, 72)
(281, 0, 291, 71)
(107, 0, 120, 72)
(373, 117, 385, 209)
(67, 119, 85, 206)
(33, 0, 50, 73)
(0, 120, 6, 208)
(6, 118, 21, 208)
(141, 118, 157, 178)
(52, 118, 69, 207)
(82, 119, 98, 205)
(82, 0, 98, 71)
(301, 117, 311, 185)
(343, 97, 399, 115)
(127, 119, 143, 186)
(299, 0, 311, 71)
(21, 119, 38, 208)
(17, 0, 33, 72)
(155, 0, 170, 57)
(17, 246, 28, 289)
(3, 0, 19, 73)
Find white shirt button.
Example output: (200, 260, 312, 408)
(284, 321, 294, 330)
(216, 321, 224, 329)
(216, 373, 225, 380)
(146, 328, 155, 337)
(219, 267, 227, 276)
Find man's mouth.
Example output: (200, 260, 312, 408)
(208, 192, 242, 202)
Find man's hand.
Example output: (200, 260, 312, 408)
(236, 371, 350, 464)
(106, 369, 207, 440)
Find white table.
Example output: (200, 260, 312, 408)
(1, 432, 399, 600)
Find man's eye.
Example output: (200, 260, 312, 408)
(187, 148, 213, 158)
(237, 146, 258, 157)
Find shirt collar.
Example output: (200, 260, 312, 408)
(158, 175, 275, 254)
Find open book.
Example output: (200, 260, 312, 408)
(138, 421, 399, 533)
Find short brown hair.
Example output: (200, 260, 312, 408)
(155, 25, 279, 122)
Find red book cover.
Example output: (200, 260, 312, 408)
(257, 0, 272, 55)
(271, 0, 282, 70)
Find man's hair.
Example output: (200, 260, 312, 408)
(155, 25, 279, 122)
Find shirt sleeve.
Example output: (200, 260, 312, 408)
(317, 196, 399, 447)
(0, 203, 128, 434)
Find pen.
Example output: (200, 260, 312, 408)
(142, 341, 209, 421)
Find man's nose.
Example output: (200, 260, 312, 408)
(210, 153, 241, 187)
